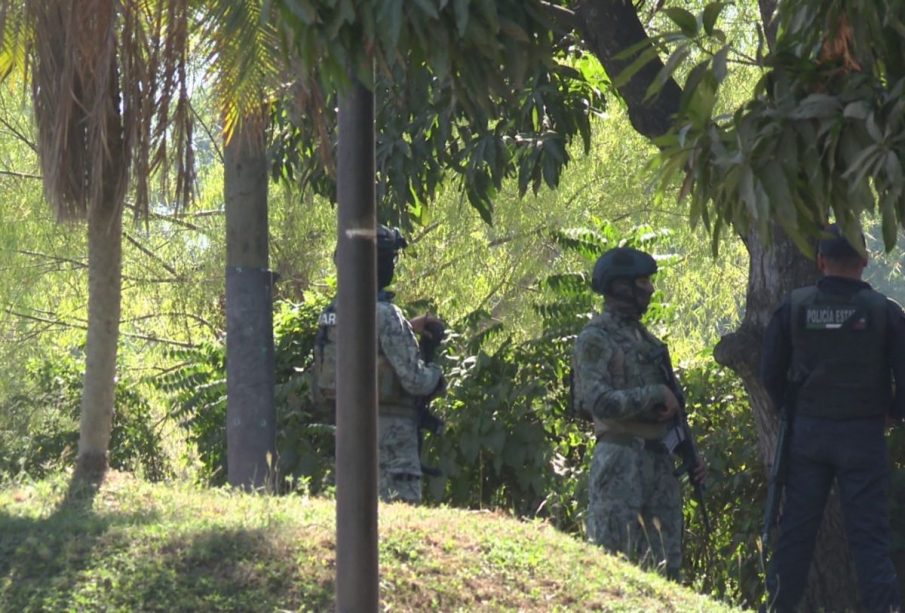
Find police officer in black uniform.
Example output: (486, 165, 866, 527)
(760, 224, 905, 612)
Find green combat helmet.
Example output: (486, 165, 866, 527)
(591, 247, 658, 295)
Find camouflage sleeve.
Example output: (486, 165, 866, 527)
(572, 326, 668, 421)
(378, 302, 443, 396)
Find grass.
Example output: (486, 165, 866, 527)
(0, 472, 738, 612)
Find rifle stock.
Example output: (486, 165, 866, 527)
(417, 325, 446, 478)
(762, 409, 792, 558)
(676, 413, 711, 533)
(417, 396, 444, 477)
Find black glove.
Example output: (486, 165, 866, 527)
(419, 320, 446, 362)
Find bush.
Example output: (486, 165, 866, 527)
(155, 292, 335, 492)
(0, 354, 170, 482)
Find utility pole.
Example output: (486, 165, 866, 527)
(335, 73, 379, 612)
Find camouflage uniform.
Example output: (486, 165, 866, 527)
(572, 308, 683, 577)
(375, 298, 442, 503)
(313, 293, 442, 504)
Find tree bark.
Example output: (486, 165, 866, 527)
(225, 116, 276, 490)
(75, 202, 123, 483)
(572, 0, 861, 606)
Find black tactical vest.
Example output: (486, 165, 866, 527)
(790, 286, 891, 419)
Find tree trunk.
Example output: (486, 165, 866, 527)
(225, 116, 276, 490)
(75, 203, 123, 483)
(572, 0, 862, 606)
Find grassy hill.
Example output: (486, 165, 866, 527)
(0, 472, 737, 612)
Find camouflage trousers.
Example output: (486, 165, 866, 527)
(586, 439, 682, 578)
(378, 414, 422, 504)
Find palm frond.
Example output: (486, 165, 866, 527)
(199, 0, 284, 144)
(0, 0, 196, 222)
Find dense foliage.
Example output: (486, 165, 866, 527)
(649, 1, 905, 252)
(0, 354, 170, 482)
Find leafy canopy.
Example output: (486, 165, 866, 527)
(646, 0, 905, 253)
(267, 0, 606, 222)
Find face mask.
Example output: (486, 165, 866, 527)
(377, 251, 397, 289)
(607, 278, 653, 318)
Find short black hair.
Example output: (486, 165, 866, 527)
(817, 223, 864, 262)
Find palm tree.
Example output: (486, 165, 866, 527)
(199, 2, 284, 489)
(0, 1, 195, 484)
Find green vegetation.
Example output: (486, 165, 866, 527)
(2, 1, 905, 610)
(0, 472, 736, 612)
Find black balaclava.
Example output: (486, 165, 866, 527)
(377, 250, 396, 289)
(605, 277, 654, 319)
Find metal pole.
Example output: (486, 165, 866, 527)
(335, 75, 378, 612)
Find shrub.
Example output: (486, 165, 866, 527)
(0, 354, 170, 482)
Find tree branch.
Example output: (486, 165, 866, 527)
(123, 232, 181, 279)
(6, 308, 198, 348)
(572, 0, 682, 139)
(0, 115, 38, 154)
(190, 99, 224, 164)
(540, 1, 579, 33)
(16, 249, 87, 270)
(0, 169, 41, 180)
(120, 312, 220, 335)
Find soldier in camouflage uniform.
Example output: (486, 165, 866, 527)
(572, 247, 705, 579)
(314, 225, 445, 504)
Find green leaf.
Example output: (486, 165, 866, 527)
(843, 100, 871, 120)
(712, 45, 729, 83)
(841, 144, 878, 185)
(453, 0, 469, 35)
(613, 45, 661, 89)
(282, 0, 318, 25)
(880, 191, 899, 251)
(377, 0, 404, 50)
(866, 114, 884, 142)
(687, 71, 718, 123)
(663, 7, 698, 38)
(789, 94, 841, 120)
(645, 45, 690, 102)
(759, 162, 795, 225)
(702, 2, 727, 36)
(412, 0, 439, 19)
(885, 150, 903, 188)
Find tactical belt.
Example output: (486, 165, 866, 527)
(596, 431, 668, 454)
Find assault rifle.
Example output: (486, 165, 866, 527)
(654, 347, 711, 533)
(417, 319, 447, 477)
